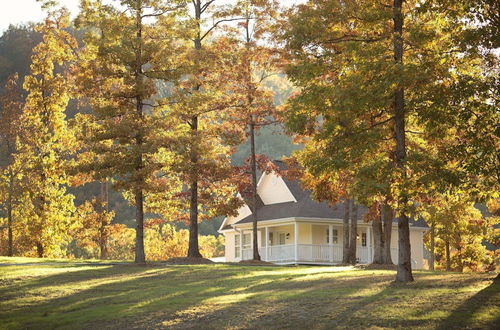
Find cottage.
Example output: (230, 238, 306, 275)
(219, 161, 429, 269)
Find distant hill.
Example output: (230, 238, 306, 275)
(0, 25, 300, 236)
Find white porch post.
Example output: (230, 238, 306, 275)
(294, 222, 299, 263)
(329, 224, 333, 263)
(265, 226, 269, 261)
(367, 226, 372, 263)
(240, 230, 244, 260)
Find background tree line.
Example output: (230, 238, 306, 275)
(0, 0, 497, 282)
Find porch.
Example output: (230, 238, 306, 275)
(235, 220, 398, 265)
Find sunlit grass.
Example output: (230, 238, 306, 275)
(0, 257, 498, 329)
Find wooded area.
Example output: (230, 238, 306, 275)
(0, 0, 498, 283)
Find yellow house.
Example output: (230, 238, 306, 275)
(219, 161, 429, 269)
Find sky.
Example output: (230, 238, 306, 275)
(0, 0, 306, 33)
(0, 0, 80, 32)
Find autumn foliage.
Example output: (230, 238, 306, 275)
(0, 0, 497, 279)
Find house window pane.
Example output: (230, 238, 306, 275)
(235, 234, 241, 258)
(332, 229, 338, 244)
(243, 233, 251, 249)
(362, 233, 367, 247)
(279, 233, 286, 245)
(326, 228, 339, 244)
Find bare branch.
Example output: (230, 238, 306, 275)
(200, 17, 246, 41)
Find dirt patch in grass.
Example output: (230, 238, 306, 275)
(238, 260, 274, 266)
(358, 263, 397, 270)
(164, 257, 214, 265)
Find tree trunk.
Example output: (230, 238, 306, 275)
(382, 203, 394, 264)
(349, 200, 358, 265)
(393, 0, 413, 283)
(250, 117, 261, 260)
(445, 239, 451, 271)
(372, 207, 383, 264)
(244, 9, 260, 261)
(134, 188, 145, 263)
(429, 222, 435, 271)
(457, 246, 463, 272)
(99, 180, 109, 260)
(342, 199, 350, 263)
(36, 242, 44, 258)
(133, 0, 146, 264)
(187, 0, 203, 258)
(7, 175, 13, 257)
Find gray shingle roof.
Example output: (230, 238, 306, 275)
(234, 160, 428, 228)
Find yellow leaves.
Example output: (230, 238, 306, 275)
(4, 6, 79, 257)
(144, 224, 225, 260)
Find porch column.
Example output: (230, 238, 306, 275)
(367, 226, 372, 263)
(265, 226, 269, 261)
(240, 230, 244, 260)
(329, 224, 333, 263)
(294, 222, 299, 263)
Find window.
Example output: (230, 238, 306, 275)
(362, 233, 367, 247)
(243, 233, 251, 249)
(269, 232, 274, 245)
(278, 232, 286, 245)
(326, 228, 338, 244)
(235, 234, 240, 258)
(236, 233, 252, 258)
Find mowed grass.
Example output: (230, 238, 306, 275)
(0, 258, 498, 329)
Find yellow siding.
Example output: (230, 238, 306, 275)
(390, 228, 425, 269)
(269, 225, 294, 245)
(225, 231, 236, 262)
(311, 225, 326, 244)
(298, 223, 312, 244)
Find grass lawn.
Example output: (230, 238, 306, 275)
(0, 258, 498, 329)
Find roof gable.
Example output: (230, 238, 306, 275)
(257, 171, 297, 205)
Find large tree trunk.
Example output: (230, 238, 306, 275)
(342, 199, 350, 263)
(429, 222, 435, 271)
(382, 203, 394, 264)
(372, 207, 383, 264)
(99, 180, 109, 260)
(7, 174, 13, 257)
(250, 117, 261, 260)
(245, 10, 260, 261)
(349, 200, 358, 265)
(134, 188, 145, 263)
(187, 116, 202, 258)
(36, 242, 44, 258)
(133, 1, 146, 264)
(393, 0, 413, 282)
(187, 1, 203, 258)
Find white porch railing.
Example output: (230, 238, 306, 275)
(265, 244, 295, 262)
(241, 245, 295, 263)
(356, 247, 369, 263)
(296, 244, 343, 263)
(241, 244, 396, 264)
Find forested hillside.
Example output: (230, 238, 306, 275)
(0, 24, 299, 233)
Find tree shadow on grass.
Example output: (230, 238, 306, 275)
(3, 265, 498, 330)
(0, 264, 152, 298)
(437, 276, 500, 330)
(147, 271, 499, 330)
(1, 264, 322, 329)
(126, 271, 397, 329)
